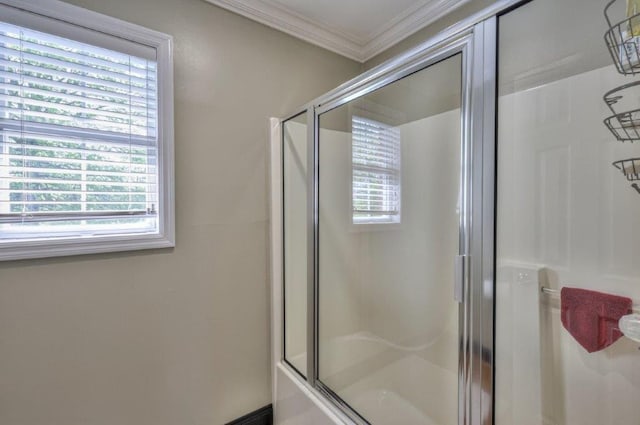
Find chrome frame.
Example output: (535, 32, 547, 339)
(465, 17, 497, 425)
(315, 35, 470, 115)
(306, 107, 318, 386)
(280, 110, 309, 380)
(316, 381, 369, 425)
(277, 1, 522, 424)
(310, 0, 525, 112)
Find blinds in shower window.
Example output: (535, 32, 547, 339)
(352, 116, 401, 224)
(0, 20, 159, 238)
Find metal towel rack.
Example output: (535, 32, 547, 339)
(540, 286, 640, 313)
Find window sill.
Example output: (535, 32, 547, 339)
(0, 233, 175, 261)
(350, 221, 402, 233)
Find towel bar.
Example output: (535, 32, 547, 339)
(540, 286, 640, 313)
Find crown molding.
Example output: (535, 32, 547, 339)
(203, 0, 363, 61)
(361, 0, 471, 62)
(204, 0, 470, 63)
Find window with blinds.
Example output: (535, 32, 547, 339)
(0, 21, 158, 238)
(0, 0, 173, 261)
(351, 116, 401, 224)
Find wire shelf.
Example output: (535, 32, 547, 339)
(603, 81, 640, 141)
(613, 158, 640, 181)
(605, 0, 640, 75)
(604, 109, 640, 141)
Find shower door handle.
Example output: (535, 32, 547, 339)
(454, 254, 470, 303)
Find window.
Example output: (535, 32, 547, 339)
(0, 0, 174, 261)
(351, 116, 401, 224)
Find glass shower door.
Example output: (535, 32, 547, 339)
(495, 0, 640, 424)
(316, 54, 463, 425)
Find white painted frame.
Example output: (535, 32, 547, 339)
(0, 0, 175, 261)
(269, 117, 282, 406)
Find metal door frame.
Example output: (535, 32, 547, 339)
(277, 2, 529, 423)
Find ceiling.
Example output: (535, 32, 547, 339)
(203, 0, 471, 62)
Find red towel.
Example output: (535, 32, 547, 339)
(560, 287, 632, 353)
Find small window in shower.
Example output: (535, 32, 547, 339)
(351, 116, 401, 224)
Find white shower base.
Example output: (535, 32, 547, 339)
(275, 331, 457, 425)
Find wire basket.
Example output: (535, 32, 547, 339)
(613, 158, 640, 180)
(605, 0, 640, 75)
(603, 81, 640, 141)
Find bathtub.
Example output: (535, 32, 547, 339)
(275, 331, 458, 425)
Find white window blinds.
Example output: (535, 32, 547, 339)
(352, 116, 401, 224)
(0, 21, 158, 238)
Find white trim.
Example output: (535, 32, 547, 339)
(269, 117, 283, 410)
(203, 0, 470, 62)
(1, 234, 175, 262)
(0, 0, 175, 261)
(361, 0, 472, 62)
(0, 0, 172, 49)
(156, 14, 176, 259)
(203, 0, 362, 61)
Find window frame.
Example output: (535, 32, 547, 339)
(0, 0, 174, 261)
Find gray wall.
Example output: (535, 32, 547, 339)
(0, 1, 359, 424)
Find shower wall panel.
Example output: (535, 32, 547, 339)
(495, 0, 640, 423)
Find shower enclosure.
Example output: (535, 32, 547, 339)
(270, 0, 640, 424)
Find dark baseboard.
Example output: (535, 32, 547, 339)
(226, 404, 273, 425)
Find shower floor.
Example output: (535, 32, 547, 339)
(286, 331, 458, 425)
(338, 353, 457, 425)
(346, 388, 434, 425)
